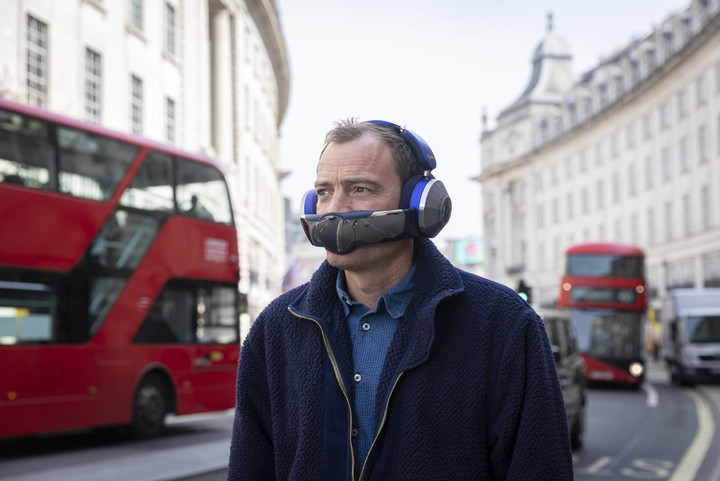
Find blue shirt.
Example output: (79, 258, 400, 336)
(336, 265, 416, 475)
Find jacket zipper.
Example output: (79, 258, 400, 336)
(289, 307, 357, 481)
(357, 372, 404, 481)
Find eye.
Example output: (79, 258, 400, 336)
(355, 186, 368, 193)
(316, 188, 329, 197)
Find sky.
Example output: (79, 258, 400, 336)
(275, 0, 691, 247)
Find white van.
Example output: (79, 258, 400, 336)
(661, 288, 720, 385)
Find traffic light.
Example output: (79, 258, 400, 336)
(516, 279, 533, 304)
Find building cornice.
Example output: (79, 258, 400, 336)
(476, 6, 720, 184)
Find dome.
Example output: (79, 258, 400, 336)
(500, 13, 576, 116)
(533, 14, 572, 61)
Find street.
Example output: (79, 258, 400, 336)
(1, 361, 720, 480)
(574, 360, 720, 480)
(0, 411, 234, 481)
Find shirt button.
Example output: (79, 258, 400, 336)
(352, 428, 359, 437)
(362, 322, 370, 331)
(354, 373, 362, 382)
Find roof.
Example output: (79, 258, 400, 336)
(499, 13, 576, 116)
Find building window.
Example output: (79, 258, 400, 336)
(698, 125, 708, 162)
(679, 136, 689, 172)
(661, 147, 671, 182)
(647, 208, 655, 246)
(166, 97, 175, 143)
(131, 75, 143, 135)
(165, 3, 175, 55)
(610, 132, 619, 158)
(645, 155, 654, 189)
(665, 201, 673, 243)
(630, 214, 638, 244)
(130, 0, 143, 30)
(552, 198, 559, 224)
(660, 101, 670, 129)
(581, 187, 589, 214)
(85, 48, 102, 123)
(702, 186, 711, 230)
(533, 170, 543, 192)
(564, 156, 572, 179)
(677, 88, 688, 118)
(626, 123, 636, 149)
(536, 204, 544, 229)
(579, 149, 588, 173)
(26, 15, 48, 107)
(683, 194, 691, 236)
(643, 113, 653, 139)
(612, 172, 620, 203)
(594, 141, 603, 165)
(596, 179, 604, 209)
(566, 192, 574, 219)
(697, 74, 707, 105)
(628, 164, 637, 197)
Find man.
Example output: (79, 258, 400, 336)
(228, 119, 573, 480)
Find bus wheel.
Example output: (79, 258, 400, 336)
(131, 376, 168, 438)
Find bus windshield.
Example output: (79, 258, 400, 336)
(567, 254, 644, 278)
(571, 309, 643, 358)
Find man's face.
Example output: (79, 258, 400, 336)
(313, 132, 408, 271)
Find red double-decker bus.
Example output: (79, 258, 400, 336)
(558, 242, 646, 385)
(0, 97, 242, 439)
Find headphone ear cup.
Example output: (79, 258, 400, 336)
(301, 190, 318, 214)
(400, 177, 452, 238)
(417, 179, 452, 238)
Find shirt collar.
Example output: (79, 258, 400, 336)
(335, 264, 416, 319)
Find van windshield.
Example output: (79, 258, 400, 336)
(687, 316, 720, 343)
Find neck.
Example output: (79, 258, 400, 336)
(344, 245, 414, 309)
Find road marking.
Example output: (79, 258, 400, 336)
(668, 389, 715, 481)
(642, 383, 658, 408)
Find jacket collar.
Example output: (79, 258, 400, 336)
(289, 238, 465, 368)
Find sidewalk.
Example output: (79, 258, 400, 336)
(0, 439, 230, 481)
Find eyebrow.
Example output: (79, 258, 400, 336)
(315, 176, 384, 190)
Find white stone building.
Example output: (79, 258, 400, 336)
(0, 0, 290, 324)
(477, 0, 720, 310)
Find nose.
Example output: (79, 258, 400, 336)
(322, 189, 351, 214)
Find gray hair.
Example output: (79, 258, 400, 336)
(320, 118, 423, 186)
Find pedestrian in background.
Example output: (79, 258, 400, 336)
(228, 119, 573, 480)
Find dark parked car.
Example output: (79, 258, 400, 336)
(538, 307, 587, 450)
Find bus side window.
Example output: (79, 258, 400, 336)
(0, 280, 54, 344)
(134, 286, 192, 344)
(133, 282, 238, 345)
(120, 151, 174, 211)
(57, 127, 138, 201)
(196, 285, 238, 344)
(0, 109, 56, 190)
(176, 159, 233, 225)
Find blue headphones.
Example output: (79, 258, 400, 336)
(300, 120, 452, 254)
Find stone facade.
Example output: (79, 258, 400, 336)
(0, 0, 290, 328)
(477, 0, 720, 310)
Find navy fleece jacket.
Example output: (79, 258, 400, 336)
(228, 238, 574, 481)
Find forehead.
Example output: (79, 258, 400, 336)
(316, 133, 398, 181)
